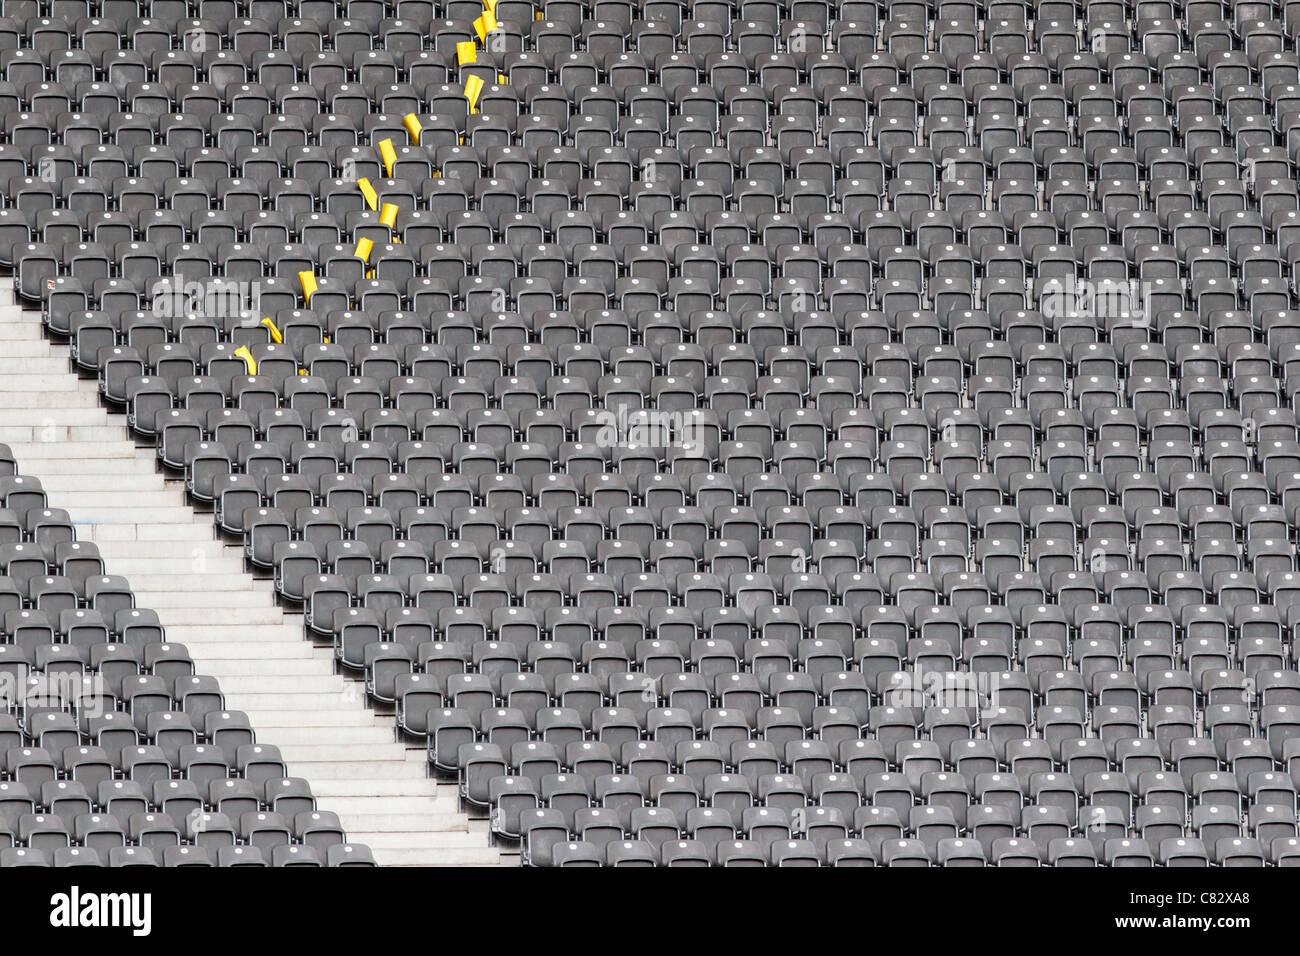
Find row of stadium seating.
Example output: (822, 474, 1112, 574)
(11, 0, 1300, 864)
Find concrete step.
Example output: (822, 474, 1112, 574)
(107, 559, 250, 576)
(130, 590, 277, 608)
(128, 608, 293, 629)
(89, 542, 238, 559)
(179, 624, 319, 640)
(0, 426, 130, 443)
(165, 621, 310, 638)
(36, 493, 194, 511)
(0, 390, 99, 408)
(127, 574, 275, 592)
(189, 658, 327, 676)
(32, 459, 164, 477)
(216, 695, 382, 714)
(207, 672, 352, 692)
(317, 796, 457, 815)
(250, 726, 395, 745)
(244, 709, 383, 728)
(0, 343, 69, 358)
(348, 832, 490, 850)
(297, 777, 449, 799)
(367, 847, 504, 866)
(69, 506, 211, 524)
(0, 358, 80, 375)
(285, 761, 431, 780)
(159, 640, 316, 659)
(75, 517, 213, 536)
(0, 325, 44, 340)
(37, 471, 167, 487)
(335, 813, 472, 832)
(277, 743, 423, 762)
(0, 408, 107, 425)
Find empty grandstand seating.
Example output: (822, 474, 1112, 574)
(5, 0, 1300, 866)
(0, 443, 372, 866)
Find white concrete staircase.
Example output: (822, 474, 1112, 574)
(0, 284, 513, 866)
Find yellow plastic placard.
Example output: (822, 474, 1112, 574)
(474, 10, 497, 41)
(354, 237, 374, 262)
(378, 138, 397, 177)
(259, 317, 283, 343)
(356, 177, 378, 210)
(233, 345, 257, 375)
(298, 271, 317, 304)
(403, 113, 423, 142)
(464, 74, 485, 113)
(379, 203, 399, 228)
(457, 41, 477, 65)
